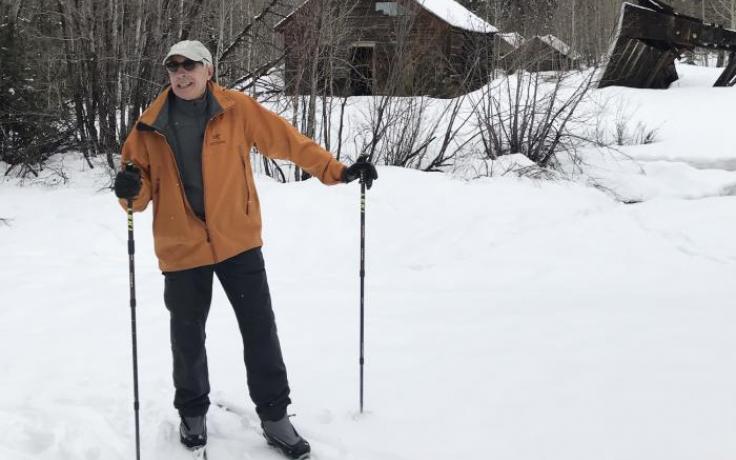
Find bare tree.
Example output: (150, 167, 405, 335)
(275, 0, 360, 179)
(7, 0, 710, 181)
(712, 0, 736, 28)
(472, 67, 597, 167)
(1, 0, 75, 176)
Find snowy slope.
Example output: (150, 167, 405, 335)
(588, 64, 736, 168)
(1, 66, 736, 460)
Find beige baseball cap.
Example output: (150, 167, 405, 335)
(162, 40, 212, 65)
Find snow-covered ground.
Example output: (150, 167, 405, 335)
(1, 64, 736, 460)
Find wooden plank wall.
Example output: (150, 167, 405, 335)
(278, 0, 493, 97)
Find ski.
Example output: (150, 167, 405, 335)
(212, 401, 310, 459)
(264, 434, 310, 459)
(189, 446, 207, 459)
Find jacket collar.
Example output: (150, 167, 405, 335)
(137, 81, 234, 132)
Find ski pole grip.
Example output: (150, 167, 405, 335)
(124, 162, 139, 174)
(357, 155, 368, 184)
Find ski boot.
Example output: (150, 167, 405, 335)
(262, 415, 310, 459)
(180, 415, 207, 449)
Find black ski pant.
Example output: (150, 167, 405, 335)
(163, 247, 291, 421)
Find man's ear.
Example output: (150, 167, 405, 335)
(207, 64, 214, 80)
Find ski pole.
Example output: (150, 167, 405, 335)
(359, 169, 366, 414)
(127, 197, 141, 460)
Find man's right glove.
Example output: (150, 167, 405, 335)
(342, 155, 378, 189)
(114, 163, 142, 200)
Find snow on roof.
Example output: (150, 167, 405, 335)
(417, 0, 497, 33)
(273, 0, 309, 30)
(497, 32, 525, 48)
(538, 34, 581, 60)
(275, 0, 497, 34)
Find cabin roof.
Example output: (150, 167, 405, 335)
(275, 0, 497, 34)
(537, 34, 581, 60)
(417, 0, 496, 33)
(497, 32, 525, 48)
(274, 0, 308, 30)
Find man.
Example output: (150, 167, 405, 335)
(114, 40, 377, 459)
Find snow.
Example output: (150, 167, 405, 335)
(273, 0, 309, 30)
(538, 34, 581, 60)
(275, 0, 497, 34)
(497, 32, 525, 49)
(588, 64, 736, 169)
(2, 65, 736, 459)
(452, 153, 541, 179)
(416, 0, 497, 33)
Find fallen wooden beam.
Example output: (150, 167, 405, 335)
(599, 0, 736, 89)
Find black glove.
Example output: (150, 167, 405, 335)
(114, 163, 142, 200)
(342, 155, 378, 190)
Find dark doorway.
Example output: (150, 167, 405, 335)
(350, 46, 374, 96)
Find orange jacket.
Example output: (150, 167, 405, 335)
(120, 82, 346, 272)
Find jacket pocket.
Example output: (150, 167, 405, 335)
(238, 145, 250, 215)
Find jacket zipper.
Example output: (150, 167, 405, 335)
(238, 144, 250, 215)
(152, 130, 217, 261)
(200, 111, 226, 260)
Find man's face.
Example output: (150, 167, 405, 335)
(165, 55, 213, 100)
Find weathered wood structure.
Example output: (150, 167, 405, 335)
(599, 0, 736, 89)
(495, 32, 525, 60)
(500, 34, 579, 72)
(274, 0, 497, 98)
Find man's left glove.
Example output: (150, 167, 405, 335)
(342, 156, 378, 190)
(114, 163, 142, 200)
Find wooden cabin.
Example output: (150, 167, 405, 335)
(501, 34, 580, 72)
(274, 0, 497, 98)
(495, 32, 525, 60)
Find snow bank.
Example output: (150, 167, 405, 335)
(1, 152, 735, 459)
(2, 58, 736, 460)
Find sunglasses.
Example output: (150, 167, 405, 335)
(165, 59, 201, 72)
